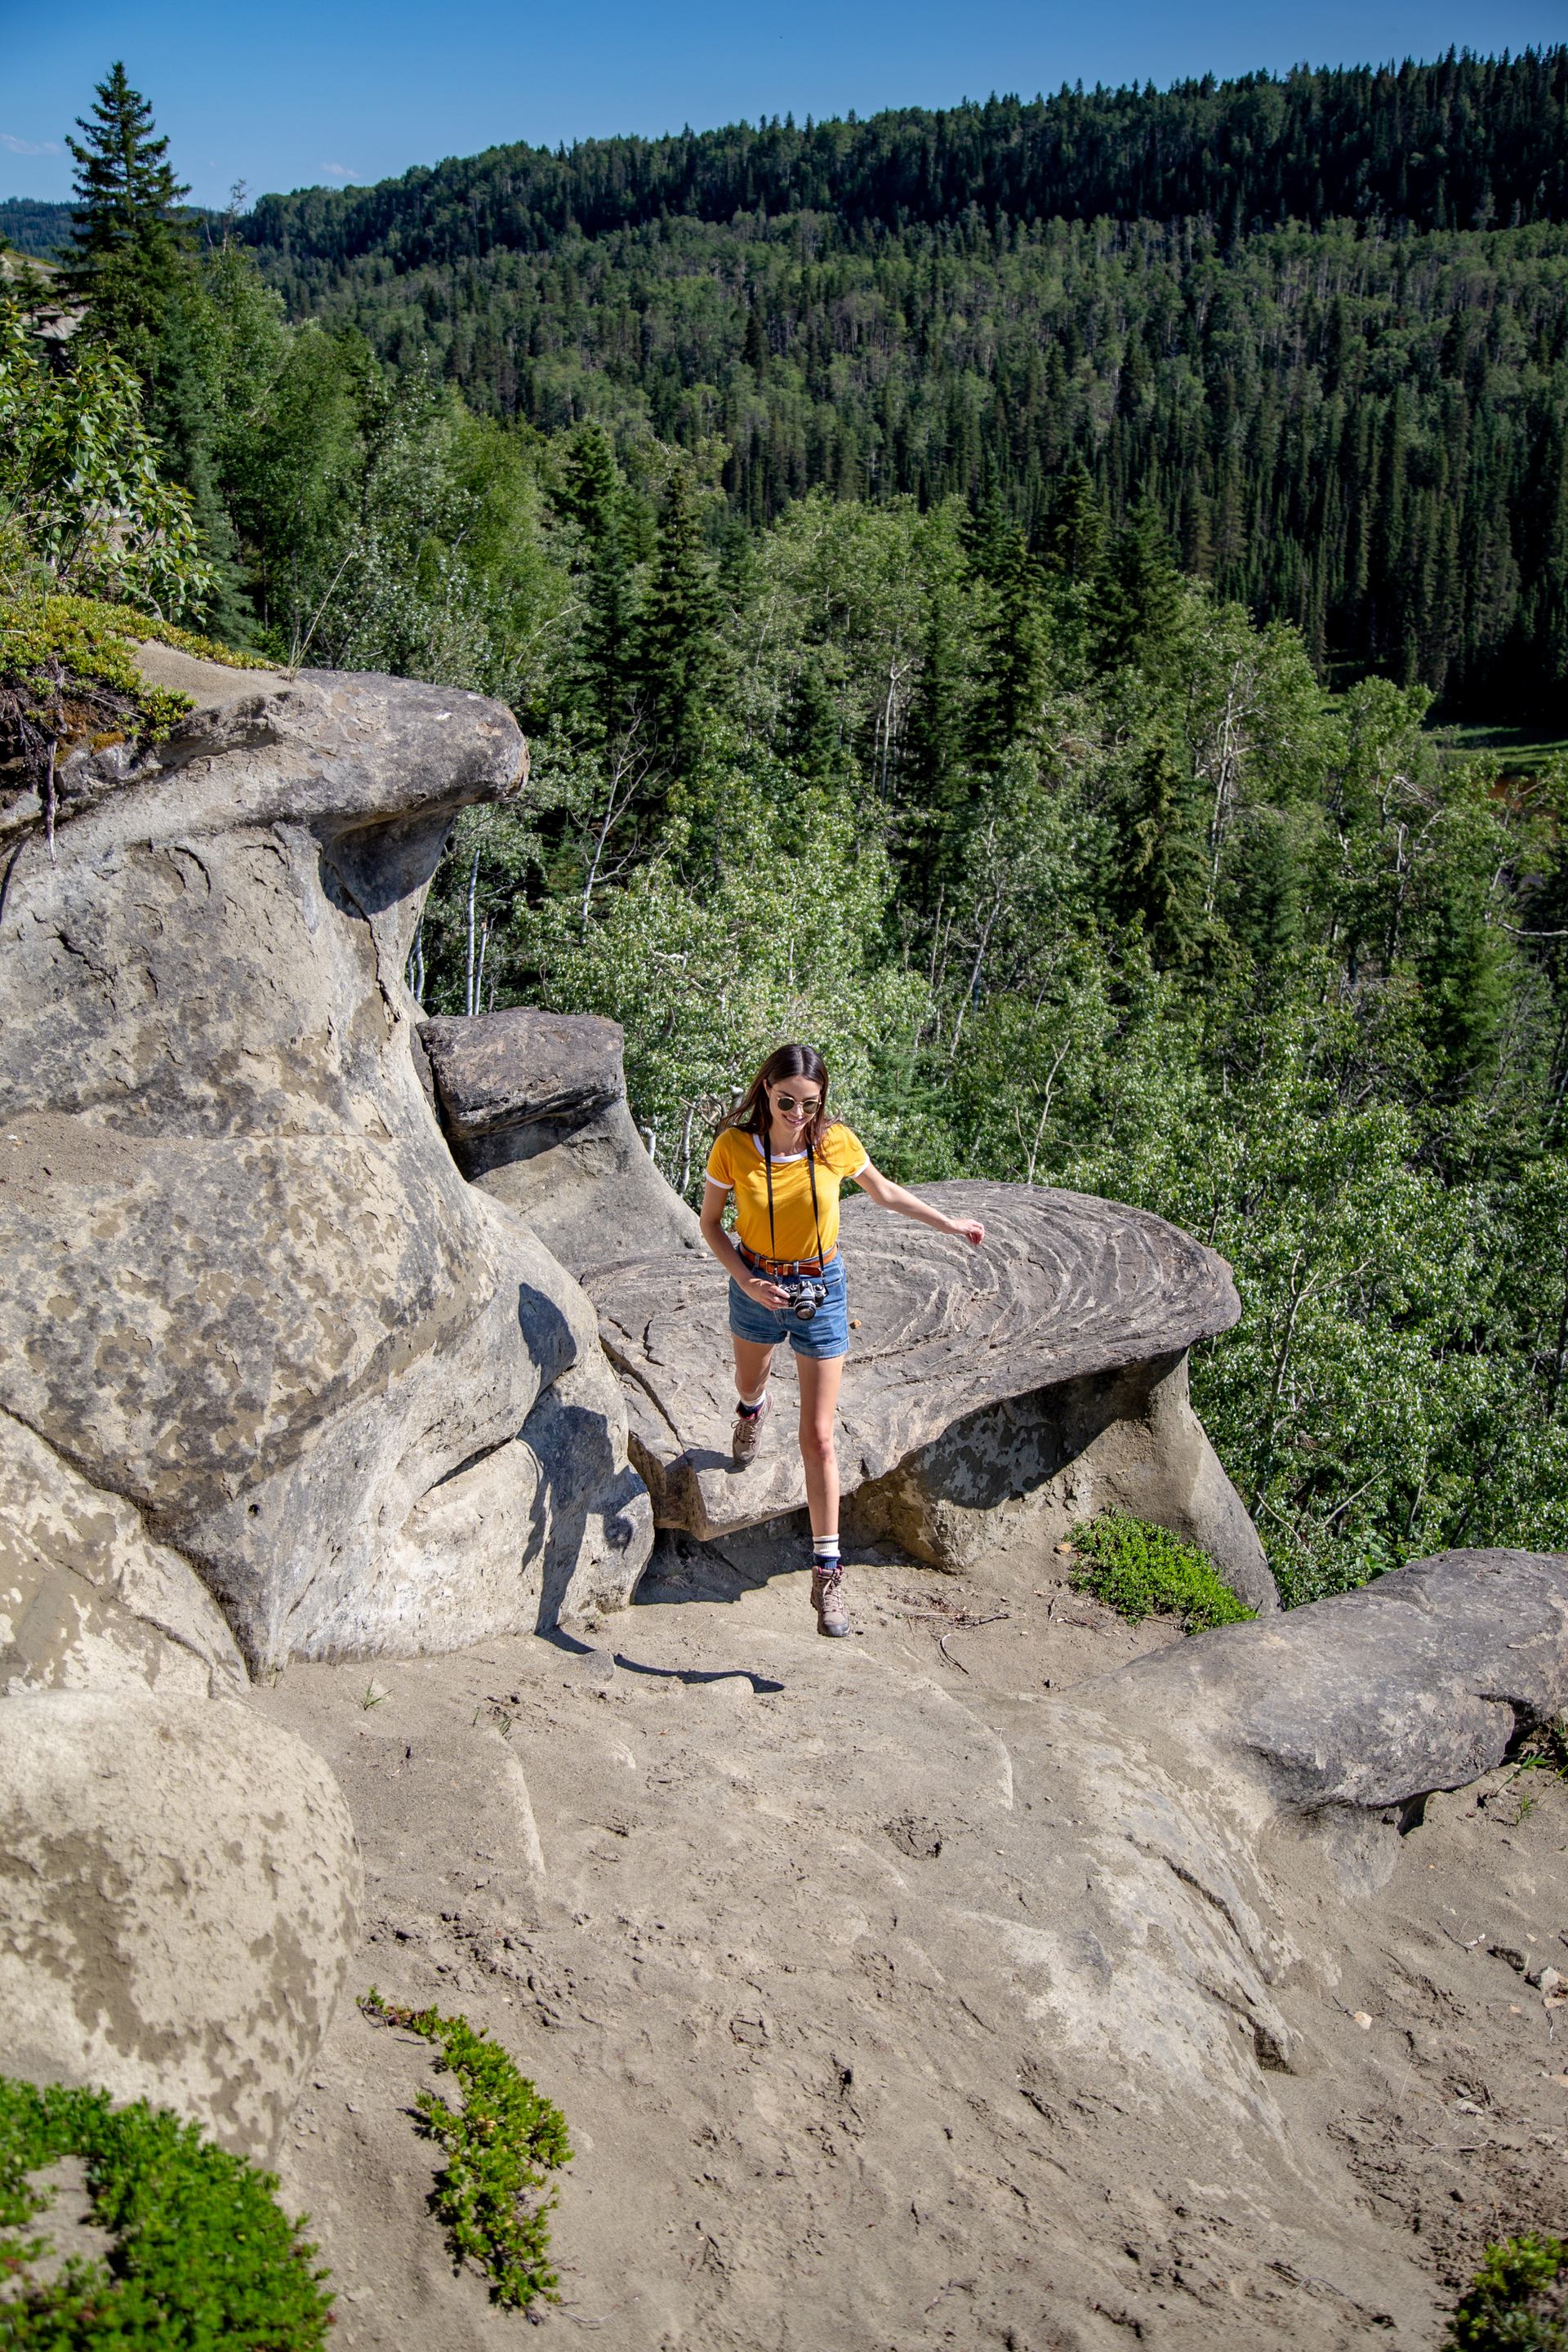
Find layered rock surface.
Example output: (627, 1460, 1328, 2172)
(0, 662, 652, 1673)
(586, 1179, 1274, 1607)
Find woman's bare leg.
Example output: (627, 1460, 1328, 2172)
(795, 1352, 844, 1539)
(731, 1335, 776, 1407)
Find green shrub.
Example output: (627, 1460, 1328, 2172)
(0, 2074, 334, 2347)
(359, 1991, 571, 2310)
(1068, 1511, 1256, 1635)
(1446, 2233, 1568, 2349)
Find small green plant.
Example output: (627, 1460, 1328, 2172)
(1446, 2232, 1568, 2349)
(1067, 1511, 1256, 1635)
(0, 2074, 334, 2346)
(359, 1990, 571, 2310)
(1516, 1717, 1568, 1782)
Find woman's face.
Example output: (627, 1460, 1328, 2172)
(766, 1077, 822, 1139)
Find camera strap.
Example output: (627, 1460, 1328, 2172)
(763, 1127, 827, 1271)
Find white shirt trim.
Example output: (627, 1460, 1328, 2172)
(704, 1174, 731, 1188)
(749, 1133, 807, 1163)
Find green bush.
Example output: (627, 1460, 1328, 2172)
(1068, 1511, 1256, 1635)
(1446, 2234, 1568, 2349)
(359, 1991, 571, 2310)
(0, 2074, 334, 2347)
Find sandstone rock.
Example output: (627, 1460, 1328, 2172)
(0, 1689, 361, 2158)
(131, 637, 280, 710)
(586, 1178, 1272, 1604)
(0, 668, 651, 1667)
(0, 1409, 245, 1697)
(421, 1006, 702, 1272)
(1101, 1544, 1568, 1814)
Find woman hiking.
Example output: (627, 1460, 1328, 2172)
(700, 1043, 986, 1638)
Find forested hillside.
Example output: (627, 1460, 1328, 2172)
(5, 60, 1568, 1606)
(247, 55, 1568, 257)
(0, 198, 75, 258)
(236, 56, 1568, 718)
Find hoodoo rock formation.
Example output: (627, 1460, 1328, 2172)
(586, 1181, 1276, 1610)
(416, 1006, 1272, 1607)
(0, 660, 652, 1674)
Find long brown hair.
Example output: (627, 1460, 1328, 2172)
(724, 1042, 831, 1157)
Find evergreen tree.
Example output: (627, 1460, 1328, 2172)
(1113, 732, 1208, 960)
(559, 424, 639, 736)
(635, 467, 722, 764)
(969, 519, 1046, 765)
(65, 64, 191, 369)
(1094, 502, 1185, 676)
(1046, 460, 1107, 582)
(903, 582, 972, 885)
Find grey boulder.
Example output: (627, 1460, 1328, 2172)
(1102, 1544, 1568, 1816)
(421, 1005, 703, 1272)
(0, 1408, 244, 1698)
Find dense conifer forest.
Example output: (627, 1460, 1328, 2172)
(4, 58, 1568, 1604)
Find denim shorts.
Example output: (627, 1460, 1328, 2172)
(728, 1251, 849, 1359)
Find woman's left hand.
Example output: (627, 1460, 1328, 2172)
(948, 1218, 986, 1245)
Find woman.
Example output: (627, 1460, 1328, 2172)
(700, 1042, 985, 1638)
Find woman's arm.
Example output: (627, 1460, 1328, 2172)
(699, 1186, 792, 1305)
(853, 1161, 985, 1246)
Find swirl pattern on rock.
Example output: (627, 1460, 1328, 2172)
(584, 1180, 1252, 1560)
(0, 660, 651, 1669)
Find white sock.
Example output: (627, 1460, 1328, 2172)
(737, 1387, 768, 1416)
(813, 1535, 841, 1566)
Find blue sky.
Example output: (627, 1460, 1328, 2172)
(5, 0, 1566, 210)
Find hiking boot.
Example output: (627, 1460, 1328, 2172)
(732, 1393, 769, 1464)
(812, 1560, 849, 1637)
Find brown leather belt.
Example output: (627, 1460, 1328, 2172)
(737, 1241, 839, 1278)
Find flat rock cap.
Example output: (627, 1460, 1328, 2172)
(419, 1007, 625, 1143)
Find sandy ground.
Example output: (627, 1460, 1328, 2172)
(252, 1524, 1568, 2352)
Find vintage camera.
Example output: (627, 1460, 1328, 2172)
(782, 1274, 828, 1322)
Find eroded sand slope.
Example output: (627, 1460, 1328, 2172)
(256, 1529, 1568, 2352)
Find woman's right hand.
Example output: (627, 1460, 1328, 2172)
(746, 1273, 791, 1308)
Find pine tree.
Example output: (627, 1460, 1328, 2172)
(1093, 501, 1185, 676)
(903, 583, 972, 882)
(65, 63, 192, 368)
(1046, 460, 1107, 582)
(967, 510, 1046, 767)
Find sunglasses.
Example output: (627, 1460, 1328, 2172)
(773, 1092, 822, 1115)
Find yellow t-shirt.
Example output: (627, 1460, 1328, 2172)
(705, 1122, 869, 1263)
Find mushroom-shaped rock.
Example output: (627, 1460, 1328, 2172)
(420, 1005, 702, 1270)
(0, 665, 651, 1667)
(586, 1179, 1273, 1608)
(0, 1689, 361, 2158)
